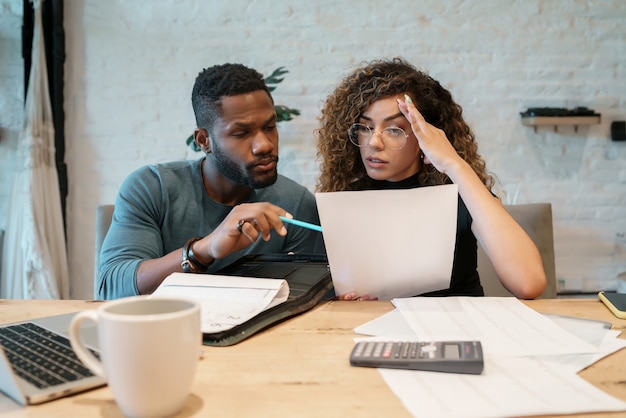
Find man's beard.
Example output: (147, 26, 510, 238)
(212, 141, 278, 189)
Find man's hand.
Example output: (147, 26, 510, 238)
(192, 202, 291, 265)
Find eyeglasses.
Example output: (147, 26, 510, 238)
(348, 123, 412, 150)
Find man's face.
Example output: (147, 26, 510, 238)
(210, 90, 279, 189)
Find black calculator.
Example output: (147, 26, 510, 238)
(350, 340, 484, 375)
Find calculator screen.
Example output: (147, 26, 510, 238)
(444, 344, 460, 359)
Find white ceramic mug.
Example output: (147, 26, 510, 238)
(69, 296, 201, 418)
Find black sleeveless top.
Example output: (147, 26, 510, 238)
(367, 174, 484, 297)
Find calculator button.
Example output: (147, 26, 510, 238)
(409, 343, 418, 358)
(373, 342, 384, 357)
(382, 342, 393, 358)
(400, 343, 410, 358)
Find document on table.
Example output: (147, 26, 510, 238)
(391, 296, 599, 357)
(315, 184, 457, 300)
(354, 305, 626, 373)
(378, 356, 626, 418)
(354, 308, 416, 338)
(352, 296, 626, 418)
(153, 273, 289, 333)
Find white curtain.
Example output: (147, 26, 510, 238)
(0, 0, 69, 299)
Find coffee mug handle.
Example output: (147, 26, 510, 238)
(69, 311, 105, 378)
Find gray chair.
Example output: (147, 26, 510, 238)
(478, 203, 557, 299)
(94, 204, 115, 299)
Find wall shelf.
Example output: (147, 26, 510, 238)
(521, 115, 601, 132)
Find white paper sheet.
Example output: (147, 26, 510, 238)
(153, 273, 289, 333)
(391, 297, 599, 357)
(378, 356, 626, 418)
(542, 313, 611, 346)
(354, 309, 416, 337)
(536, 330, 626, 374)
(315, 184, 458, 299)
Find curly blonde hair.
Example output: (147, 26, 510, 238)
(315, 58, 494, 192)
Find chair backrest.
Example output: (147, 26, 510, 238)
(478, 203, 557, 299)
(94, 204, 115, 299)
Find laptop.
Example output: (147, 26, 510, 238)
(0, 311, 105, 405)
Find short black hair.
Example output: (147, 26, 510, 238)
(191, 63, 273, 131)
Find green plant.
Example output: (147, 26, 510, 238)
(185, 67, 301, 152)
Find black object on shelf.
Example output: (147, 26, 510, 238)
(520, 107, 601, 132)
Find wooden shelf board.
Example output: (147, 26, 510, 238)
(521, 116, 601, 126)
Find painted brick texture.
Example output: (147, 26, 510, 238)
(1, 0, 624, 298)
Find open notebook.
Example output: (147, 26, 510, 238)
(155, 253, 332, 347)
(154, 272, 291, 334)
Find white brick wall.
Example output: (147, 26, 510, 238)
(1, 0, 625, 299)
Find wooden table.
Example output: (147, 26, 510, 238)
(0, 298, 625, 417)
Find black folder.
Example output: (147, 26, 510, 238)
(203, 253, 333, 346)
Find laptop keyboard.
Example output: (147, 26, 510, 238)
(0, 322, 99, 389)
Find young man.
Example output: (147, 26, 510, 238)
(98, 63, 324, 299)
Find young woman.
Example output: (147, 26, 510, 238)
(316, 57, 546, 300)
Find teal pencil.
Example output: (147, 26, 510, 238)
(279, 216, 323, 232)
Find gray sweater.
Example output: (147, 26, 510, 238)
(98, 158, 324, 299)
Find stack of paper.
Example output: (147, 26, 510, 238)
(353, 297, 626, 418)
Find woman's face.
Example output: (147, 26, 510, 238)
(356, 95, 421, 182)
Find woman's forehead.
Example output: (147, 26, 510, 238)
(362, 95, 405, 119)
